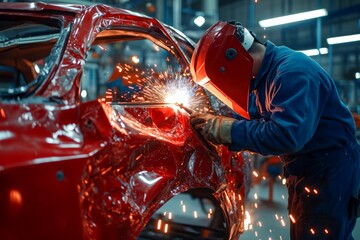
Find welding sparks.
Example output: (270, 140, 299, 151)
(142, 73, 205, 109)
(280, 219, 286, 227)
(289, 214, 296, 224)
(243, 173, 290, 239)
(107, 62, 209, 112)
(157, 219, 162, 230)
(140, 69, 208, 111)
(182, 204, 186, 213)
(131, 56, 140, 64)
(244, 210, 251, 230)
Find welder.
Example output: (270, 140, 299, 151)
(190, 21, 360, 239)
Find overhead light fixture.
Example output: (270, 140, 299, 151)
(327, 34, 360, 45)
(355, 72, 360, 79)
(81, 89, 88, 98)
(194, 16, 205, 27)
(298, 47, 328, 56)
(259, 9, 328, 28)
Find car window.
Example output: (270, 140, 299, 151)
(80, 29, 210, 113)
(164, 25, 196, 63)
(0, 18, 62, 97)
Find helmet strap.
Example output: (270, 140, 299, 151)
(241, 27, 255, 51)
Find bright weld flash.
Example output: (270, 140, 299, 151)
(141, 73, 207, 111)
(164, 89, 191, 106)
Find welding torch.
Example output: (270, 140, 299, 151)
(176, 103, 217, 150)
(175, 102, 194, 114)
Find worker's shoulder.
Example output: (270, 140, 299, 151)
(273, 48, 332, 90)
(275, 48, 320, 74)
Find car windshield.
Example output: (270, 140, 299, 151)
(0, 18, 63, 97)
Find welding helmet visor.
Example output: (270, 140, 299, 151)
(190, 21, 254, 119)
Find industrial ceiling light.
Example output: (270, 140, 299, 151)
(327, 34, 360, 45)
(194, 16, 205, 27)
(298, 47, 328, 56)
(259, 9, 328, 27)
(355, 72, 360, 79)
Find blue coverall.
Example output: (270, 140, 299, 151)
(229, 41, 360, 239)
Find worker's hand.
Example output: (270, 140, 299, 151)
(190, 113, 236, 145)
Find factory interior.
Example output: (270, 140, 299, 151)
(1, 0, 360, 239)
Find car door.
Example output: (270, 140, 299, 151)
(76, 17, 248, 239)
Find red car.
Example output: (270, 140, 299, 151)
(0, 2, 250, 239)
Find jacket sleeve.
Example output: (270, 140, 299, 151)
(229, 70, 329, 155)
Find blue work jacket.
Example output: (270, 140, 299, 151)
(229, 41, 357, 157)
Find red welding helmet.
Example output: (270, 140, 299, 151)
(190, 21, 254, 119)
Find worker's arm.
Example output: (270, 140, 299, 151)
(229, 70, 329, 155)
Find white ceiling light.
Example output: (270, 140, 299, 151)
(298, 47, 328, 56)
(259, 9, 328, 28)
(194, 16, 205, 27)
(355, 72, 360, 79)
(327, 34, 360, 45)
(81, 89, 87, 98)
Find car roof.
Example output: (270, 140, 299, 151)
(0, 2, 151, 19)
(0, 2, 85, 13)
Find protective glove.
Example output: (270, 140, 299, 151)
(190, 113, 236, 145)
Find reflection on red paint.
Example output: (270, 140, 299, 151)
(9, 189, 22, 206)
(8, 189, 23, 217)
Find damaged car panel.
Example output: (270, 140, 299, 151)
(0, 2, 250, 239)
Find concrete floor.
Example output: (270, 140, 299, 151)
(240, 178, 360, 240)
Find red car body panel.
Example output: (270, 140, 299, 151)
(0, 3, 249, 239)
